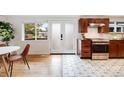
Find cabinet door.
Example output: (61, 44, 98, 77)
(79, 19, 88, 33)
(79, 19, 83, 33)
(81, 40, 91, 58)
(99, 19, 109, 33)
(101, 18, 109, 26)
(88, 18, 95, 23)
(109, 41, 118, 57)
(98, 26, 109, 33)
(95, 19, 102, 23)
(118, 42, 124, 57)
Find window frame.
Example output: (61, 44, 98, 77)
(23, 22, 48, 41)
(109, 21, 124, 33)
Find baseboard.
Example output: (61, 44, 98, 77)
(50, 53, 75, 55)
(28, 54, 50, 57)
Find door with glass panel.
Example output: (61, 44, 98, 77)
(50, 21, 75, 54)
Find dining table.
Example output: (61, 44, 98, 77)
(0, 46, 20, 77)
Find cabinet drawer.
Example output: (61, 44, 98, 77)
(82, 48, 91, 52)
(80, 40, 91, 58)
(82, 53, 91, 57)
(82, 44, 91, 47)
(110, 40, 119, 44)
(119, 41, 124, 43)
(82, 41, 91, 44)
(82, 49, 91, 53)
(82, 47, 91, 51)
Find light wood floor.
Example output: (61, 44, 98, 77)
(0, 55, 62, 77)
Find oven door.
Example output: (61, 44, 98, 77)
(92, 44, 108, 53)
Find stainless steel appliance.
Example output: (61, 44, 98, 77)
(92, 39, 109, 60)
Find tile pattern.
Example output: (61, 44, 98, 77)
(63, 55, 124, 77)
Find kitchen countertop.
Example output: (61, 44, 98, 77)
(78, 38, 124, 41)
(78, 37, 103, 40)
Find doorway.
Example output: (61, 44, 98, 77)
(50, 21, 75, 54)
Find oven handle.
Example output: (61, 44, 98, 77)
(92, 43, 109, 45)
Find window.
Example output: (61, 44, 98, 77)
(24, 23, 48, 40)
(116, 27, 122, 32)
(109, 21, 124, 33)
(24, 23, 35, 40)
(36, 23, 48, 40)
(109, 27, 114, 32)
(116, 22, 124, 26)
(109, 22, 115, 32)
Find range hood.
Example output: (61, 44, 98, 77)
(89, 23, 105, 27)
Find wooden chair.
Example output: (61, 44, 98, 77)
(8, 44, 30, 77)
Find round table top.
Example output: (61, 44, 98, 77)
(0, 46, 20, 55)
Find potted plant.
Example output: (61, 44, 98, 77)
(0, 21, 15, 46)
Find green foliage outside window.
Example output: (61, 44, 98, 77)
(24, 23, 35, 40)
(24, 23, 48, 40)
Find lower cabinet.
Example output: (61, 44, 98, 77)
(109, 40, 124, 58)
(118, 42, 124, 57)
(77, 39, 91, 58)
(78, 40, 124, 58)
(109, 40, 118, 57)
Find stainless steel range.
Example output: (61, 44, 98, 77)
(92, 38, 109, 60)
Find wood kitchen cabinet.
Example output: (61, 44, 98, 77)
(79, 18, 109, 33)
(109, 40, 124, 58)
(88, 18, 102, 23)
(95, 19, 102, 23)
(118, 41, 124, 57)
(98, 18, 109, 33)
(98, 26, 109, 33)
(88, 18, 96, 23)
(79, 19, 88, 33)
(109, 40, 118, 57)
(77, 39, 91, 58)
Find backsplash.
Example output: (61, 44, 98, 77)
(81, 27, 124, 40)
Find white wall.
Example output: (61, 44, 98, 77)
(6, 15, 79, 54)
(0, 15, 7, 21)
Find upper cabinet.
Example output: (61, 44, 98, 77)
(79, 19, 88, 33)
(98, 18, 109, 33)
(79, 18, 109, 33)
(98, 26, 109, 33)
(109, 21, 124, 33)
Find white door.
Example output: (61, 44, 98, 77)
(50, 21, 75, 54)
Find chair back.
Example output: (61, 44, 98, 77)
(21, 44, 30, 57)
